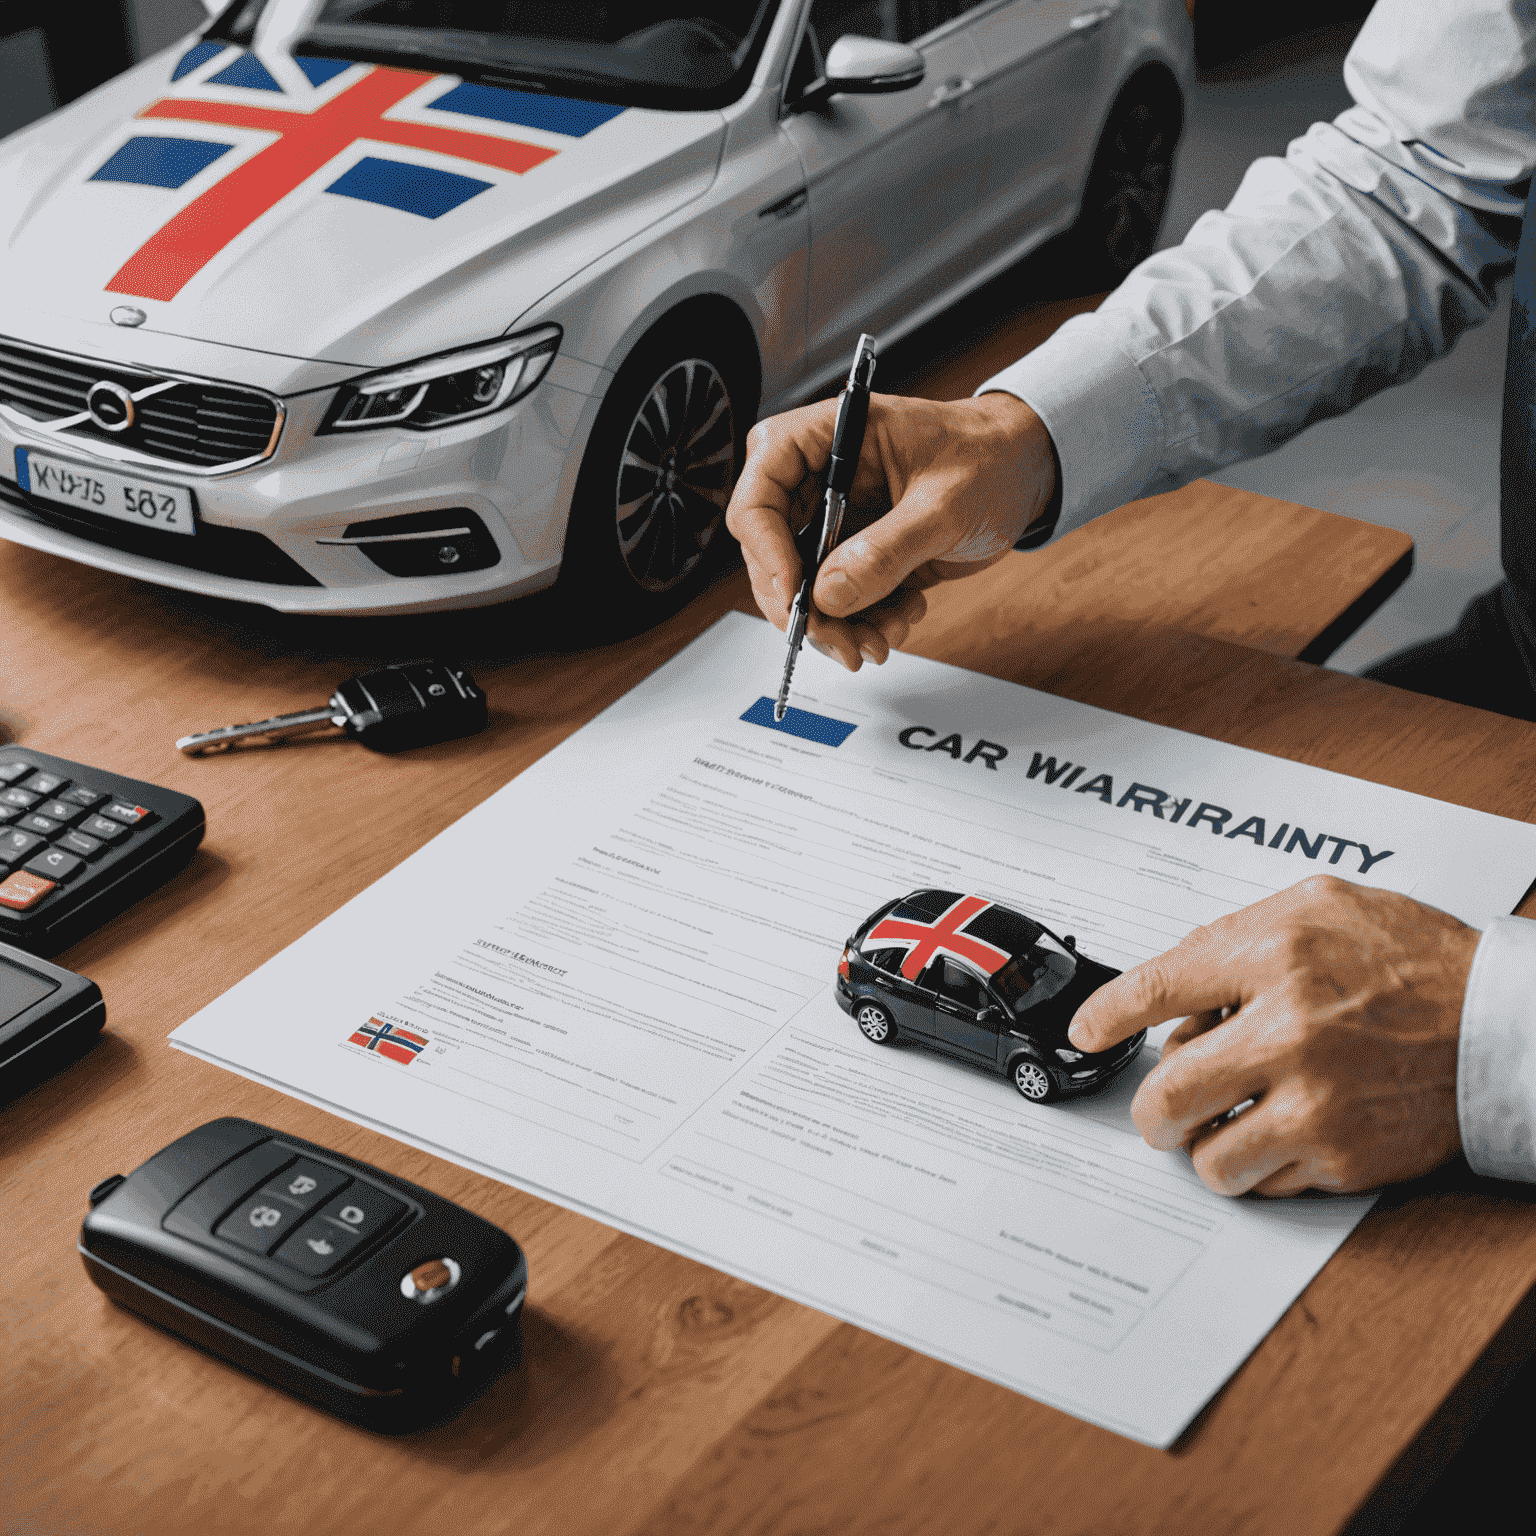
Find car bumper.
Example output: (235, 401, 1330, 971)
(0, 378, 599, 616)
(1057, 1030, 1147, 1096)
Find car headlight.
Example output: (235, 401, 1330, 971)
(322, 325, 561, 434)
(1055, 1047, 1084, 1063)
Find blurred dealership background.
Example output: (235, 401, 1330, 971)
(0, 0, 1507, 676)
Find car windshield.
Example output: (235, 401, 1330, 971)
(990, 930, 1077, 1014)
(211, 1, 782, 110)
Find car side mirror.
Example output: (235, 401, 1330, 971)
(792, 35, 926, 111)
(980, 1005, 1003, 1023)
(1063, 935, 1077, 950)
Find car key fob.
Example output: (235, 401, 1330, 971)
(334, 662, 487, 753)
(80, 1118, 527, 1430)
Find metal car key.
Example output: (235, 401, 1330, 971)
(176, 661, 488, 756)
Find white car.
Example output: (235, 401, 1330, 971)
(0, 0, 1191, 628)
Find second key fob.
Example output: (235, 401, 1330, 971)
(80, 1118, 527, 1430)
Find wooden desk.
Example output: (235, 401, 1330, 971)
(14, 482, 1524, 1536)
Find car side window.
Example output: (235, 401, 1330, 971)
(936, 957, 987, 1011)
(861, 945, 907, 974)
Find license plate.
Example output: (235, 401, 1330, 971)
(17, 448, 196, 537)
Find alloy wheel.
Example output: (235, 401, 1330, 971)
(1013, 1060, 1052, 1101)
(613, 358, 735, 593)
(857, 1004, 891, 1043)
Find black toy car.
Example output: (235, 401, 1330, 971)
(835, 890, 1145, 1102)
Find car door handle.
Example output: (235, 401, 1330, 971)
(927, 76, 975, 109)
(757, 187, 807, 221)
(1070, 6, 1115, 31)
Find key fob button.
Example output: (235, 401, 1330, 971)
(216, 1194, 308, 1256)
(316, 1183, 406, 1241)
(401, 1256, 461, 1303)
(274, 1215, 367, 1276)
(268, 1158, 349, 1212)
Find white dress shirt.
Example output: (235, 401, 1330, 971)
(981, 0, 1536, 1180)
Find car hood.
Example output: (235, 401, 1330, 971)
(0, 43, 724, 369)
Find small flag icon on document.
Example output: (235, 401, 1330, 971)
(348, 1017, 428, 1064)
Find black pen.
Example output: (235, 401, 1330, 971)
(775, 332, 877, 721)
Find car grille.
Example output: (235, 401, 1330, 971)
(0, 336, 282, 472)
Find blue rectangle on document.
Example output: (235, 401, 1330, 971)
(740, 696, 857, 747)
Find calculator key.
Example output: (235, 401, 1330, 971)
(274, 1214, 367, 1276)
(314, 1184, 407, 1244)
(0, 762, 30, 784)
(25, 848, 84, 883)
(80, 815, 131, 844)
(17, 813, 61, 837)
(36, 799, 86, 826)
(260, 1159, 349, 1213)
(0, 871, 55, 910)
(0, 787, 39, 811)
(0, 807, 17, 826)
(60, 785, 107, 810)
(21, 771, 68, 796)
(100, 802, 155, 828)
(58, 830, 105, 860)
(0, 829, 45, 865)
(216, 1194, 307, 1256)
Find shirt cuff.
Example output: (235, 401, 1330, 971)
(975, 312, 1167, 542)
(1458, 913, 1536, 1182)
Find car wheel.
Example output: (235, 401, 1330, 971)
(557, 313, 753, 637)
(1065, 69, 1183, 290)
(1010, 1055, 1057, 1103)
(855, 1001, 897, 1045)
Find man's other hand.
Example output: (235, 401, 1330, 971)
(724, 392, 1056, 670)
(1068, 876, 1480, 1197)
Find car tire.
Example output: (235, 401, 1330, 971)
(854, 1000, 897, 1046)
(1009, 1054, 1057, 1103)
(556, 311, 753, 638)
(1063, 68, 1183, 291)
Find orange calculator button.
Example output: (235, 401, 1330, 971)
(0, 870, 56, 909)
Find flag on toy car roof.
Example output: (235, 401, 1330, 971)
(348, 1017, 428, 1064)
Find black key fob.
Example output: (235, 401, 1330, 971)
(0, 940, 104, 1094)
(80, 1118, 527, 1430)
(332, 662, 488, 754)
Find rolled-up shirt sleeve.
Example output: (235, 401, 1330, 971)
(981, 0, 1536, 540)
(1459, 915, 1536, 1182)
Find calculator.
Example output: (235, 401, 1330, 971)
(0, 747, 205, 955)
(80, 1118, 528, 1429)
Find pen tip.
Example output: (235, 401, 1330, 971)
(774, 704, 786, 722)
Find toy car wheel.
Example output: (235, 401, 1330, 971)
(1065, 68, 1183, 289)
(1010, 1056, 1057, 1103)
(558, 314, 752, 637)
(855, 1001, 897, 1045)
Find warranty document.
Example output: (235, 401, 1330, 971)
(173, 614, 1536, 1446)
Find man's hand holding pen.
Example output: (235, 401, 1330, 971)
(727, 390, 1058, 672)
